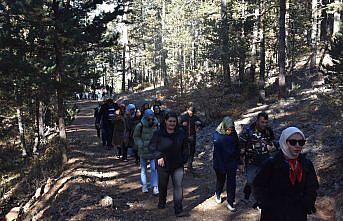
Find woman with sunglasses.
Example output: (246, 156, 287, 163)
(212, 116, 240, 211)
(253, 127, 319, 221)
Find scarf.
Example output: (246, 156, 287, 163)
(216, 116, 234, 135)
(287, 159, 303, 186)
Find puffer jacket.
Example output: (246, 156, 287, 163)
(133, 116, 159, 158)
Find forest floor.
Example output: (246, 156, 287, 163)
(13, 85, 342, 221)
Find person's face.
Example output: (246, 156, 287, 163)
(154, 107, 160, 114)
(187, 110, 193, 117)
(165, 117, 177, 131)
(257, 117, 268, 130)
(147, 117, 154, 125)
(226, 127, 234, 135)
(136, 110, 141, 117)
(286, 133, 306, 158)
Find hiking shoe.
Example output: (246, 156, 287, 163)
(215, 194, 222, 204)
(227, 203, 236, 212)
(142, 185, 148, 193)
(175, 211, 189, 217)
(158, 202, 166, 209)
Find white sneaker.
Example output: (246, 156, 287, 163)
(142, 185, 148, 193)
(215, 194, 222, 204)
(227, 203, 236, 212)
(153, 186, 159, 195)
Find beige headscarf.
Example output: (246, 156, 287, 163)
(279, 127, 305, 159)
(216, 116, 234, 135)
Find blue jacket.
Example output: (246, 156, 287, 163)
(212, 131, 240, 173)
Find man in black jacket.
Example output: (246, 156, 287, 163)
(96, 98, 119, 149)
(179, 106, 202, 172)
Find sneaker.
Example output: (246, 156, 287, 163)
(215, 194, 222, 204)
(153, 186, 159, 195)
(142, 185, 148, 193)
(227, 203, 236, 212)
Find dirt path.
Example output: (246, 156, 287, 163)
(25, 96, 340, 221)
(21, 101, 258, 220)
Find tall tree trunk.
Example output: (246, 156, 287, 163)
(16, 106, 27, 157)
(33, 98, 43, 154)
(311, 0, 318, 73)
(333, 0, 341, 36)
(53, 0, 67, 164)
(279, 0, 287, 98)
(161, 0, 168, 86)
(38, 101, 45, 141)
(179, 47, 183, 96)
(259, 0, 266, 103)
(239, 0, 246, 85)
(251, 6, 259, 83)
(122, 45, 126, 92)
(221, 0, 231, 85)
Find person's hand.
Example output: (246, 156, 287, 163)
(158, 158, 165, 167)
(182, 122, 188, 127)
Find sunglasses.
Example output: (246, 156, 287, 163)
(287, 139, 306, 146)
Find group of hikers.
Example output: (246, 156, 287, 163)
(94, 98, 319, 220)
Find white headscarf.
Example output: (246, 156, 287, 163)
(279, 127, 305, 159)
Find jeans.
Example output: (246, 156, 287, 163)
(140, 158, 158, 188)
(214, 161, 237, 205)
(245, 164, 262, 200)
(158, 167, 184, 214)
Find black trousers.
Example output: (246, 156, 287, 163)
(158, 166, 184, 214)
(187, 141, 196, 169)
(214, 162, 237, 205)
(121, 144, 128, 160)
(103, 122, 114, 148)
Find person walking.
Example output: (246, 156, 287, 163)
(112, 109, 128, 160)
(212, 116, 240, 211)
(127, 107, 142, 165)
(149, 112, 189, 217)
(133, 109, 159, 194)
(96, 98, 119, 149)
(179, 106, 203, 172)
(239, 112, 276, 205)
(253, 127, 319, 221)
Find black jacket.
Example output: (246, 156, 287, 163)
(253, 151, 319, 221)
(179, 113, 202, 139)
(148, 128, 189, 171)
